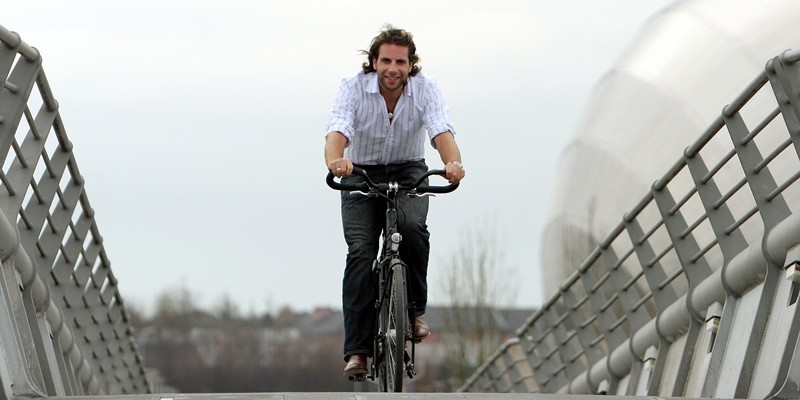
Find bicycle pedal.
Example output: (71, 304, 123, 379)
(348, 373, 368, 382)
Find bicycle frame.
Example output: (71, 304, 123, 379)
(372, 181, 417, 388)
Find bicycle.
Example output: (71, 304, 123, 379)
(327, 166, 458, 392)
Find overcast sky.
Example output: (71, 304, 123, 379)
(4, 0, 673, 315)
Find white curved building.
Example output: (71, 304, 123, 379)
(541, 0, 800, 296)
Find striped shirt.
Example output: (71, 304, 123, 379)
(325, 71, 455, 165)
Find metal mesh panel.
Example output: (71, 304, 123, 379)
(461, 50, 800, 398)
(0, 25, 149, 397)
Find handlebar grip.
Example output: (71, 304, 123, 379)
(416, 182, 459, 194)
(414, 169, 459, 194)
(326, 167, 371, 192)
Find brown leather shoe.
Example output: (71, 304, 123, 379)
(414, 314, 431, 340)
(343, 354, 368, 377)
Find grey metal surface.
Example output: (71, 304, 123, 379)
(461, 48, 800, 398)
(44, 394, 717, 400)
(0, 24, 149, 397)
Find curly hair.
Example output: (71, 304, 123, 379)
(360, 25, 421, 76)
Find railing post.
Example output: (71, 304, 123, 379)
(650, 179, 714, 396)
(573, 274, 621, 394)
(768, 50, 800, 159)
(720, 93, 792, 397)
(0, 36, 40, 174)
(532, 303, 570, 392)
(560, 280, 605, 392)
(771, 245, 800, 399)
(597, 241, 652, 394)
(515, 314, 546, 393)
(682, 144, 751, 396)
(623, 212, 679, 395)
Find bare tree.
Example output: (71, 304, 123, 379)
(152, 284, 198, 334)
(437, 218, 518, 389)
(213, 293, 241, 321)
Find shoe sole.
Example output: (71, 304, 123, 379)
(344, 369, 368, 379)
(343, 361, 368, 378)
(413, 333, 430, 343)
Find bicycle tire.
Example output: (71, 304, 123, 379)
(378, 262, 408, 392)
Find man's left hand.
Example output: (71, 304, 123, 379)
(445, 161, 465, 184)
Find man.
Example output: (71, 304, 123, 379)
(324, 25, 465, 378)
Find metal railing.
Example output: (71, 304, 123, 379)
(0, 25, 149, 397)
(461, 49, 800, 398)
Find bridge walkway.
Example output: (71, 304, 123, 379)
(55, 394, 712, 400)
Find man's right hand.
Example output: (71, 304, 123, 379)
(328, 158, 354, 177)
(325, 132, 353, 177)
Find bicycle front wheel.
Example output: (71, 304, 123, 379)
(379, 262, 408, 392)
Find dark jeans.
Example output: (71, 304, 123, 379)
(340, 160, 430, 360)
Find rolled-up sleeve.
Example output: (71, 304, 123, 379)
(325, 78, 356, 143)
(422, 78, 456, 144)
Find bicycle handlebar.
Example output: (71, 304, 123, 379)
(326, 167, 459, 194)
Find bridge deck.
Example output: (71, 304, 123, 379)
(58, 394, 711, 400)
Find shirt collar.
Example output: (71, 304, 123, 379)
(366, 73, 414, 97)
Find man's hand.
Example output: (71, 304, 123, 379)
(444, 161, 465, 184)
(329, 158, 354, 177)
(325, 132, 352, 177)
(432, 131, 464, 184)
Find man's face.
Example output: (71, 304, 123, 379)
(372, 43, 412, 95)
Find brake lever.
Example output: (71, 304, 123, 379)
(407, 190, 436, 198)
(350, 190, 379, 197)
